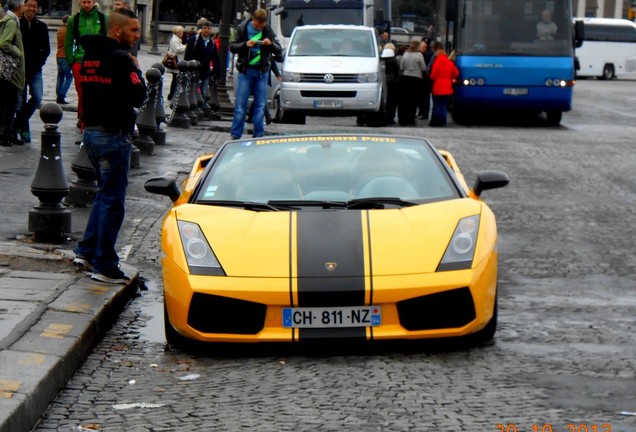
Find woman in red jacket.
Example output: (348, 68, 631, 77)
(428, 41, 459, 127)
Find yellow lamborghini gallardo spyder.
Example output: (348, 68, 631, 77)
(145, 134, 509, 347)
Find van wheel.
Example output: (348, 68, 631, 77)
(281, 111, 306, 124)
(600, 64, 615, 80)
(272, 94, 283, 123)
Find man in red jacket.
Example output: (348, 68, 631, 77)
(428, 41, 459, 127)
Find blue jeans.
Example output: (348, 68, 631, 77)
(56, 58, 74, 100)
(15, 70, 44, 133)
(231, 68, 268, 139)
(199, 76, 209, 108)
(74, 130, 132, 273)
(430, 94, 450, 127)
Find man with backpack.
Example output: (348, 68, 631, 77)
(64, 0, 106, 130)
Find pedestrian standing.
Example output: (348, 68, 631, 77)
(0, 0, 25, 147)
(72, 9, 147, 284)
(230, 8, 282, 139)
(397, 40, 426, 126)
(184, 20, 220, 110)
(65, 0, 107, 130)
(15, 0, 49, 144)
(417, 38, 434, 120)
(382, 42, 399, 125)
(429, 41, 459, 127)
(166, 25, 186, 101)
(55, 14, 73, 104)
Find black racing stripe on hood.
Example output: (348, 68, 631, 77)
(296, 211, 365, 307)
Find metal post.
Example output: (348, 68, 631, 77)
(149, 0, 161, 55)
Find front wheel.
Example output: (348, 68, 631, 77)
(468, 294, 498, 345)
(281, 111, 306, 125)
(545, 110, 562, 126)
(164, 303, 189, 349)
(272, 94, 283, 123)
(600, 64, 615, 80)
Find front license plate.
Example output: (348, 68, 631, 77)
(282, 306, 381, 328)
(503, 88, 528, 95)
(314, 100, 343, 108)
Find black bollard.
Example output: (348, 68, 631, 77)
(64, 141, 98, 207)
(168, 60, 191, 129)
(151, 62, 167, 126)
(186, 60, 200, 124)
(28, 103, 71, 243)
(134, 68, 161, 155)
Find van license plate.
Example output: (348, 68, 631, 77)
(503, 88, 528, 95)
(282, 306, 381, 328)
(314, 100, 343, 108)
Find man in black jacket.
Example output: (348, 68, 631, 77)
(72, 9, 147, 284)
(184, 20, 220, 109)
(15, 0, 49, 144)
(230, 9, 282, 139)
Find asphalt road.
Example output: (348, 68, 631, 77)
(27, 72, 636, 431)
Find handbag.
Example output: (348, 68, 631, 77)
(0, 50, 19, 82)
(161, 53, 178, 69)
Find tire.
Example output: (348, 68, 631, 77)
(600, 64, 615, 80)
(281, 111, 306, 124)
(164, 303, 188, 348)
(365, 98, 387, 127)
(545, 110, 562, 126)
(469, 294, 498, 345)
(272, 94, 283, 123)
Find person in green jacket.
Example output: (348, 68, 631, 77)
(64, 0, 106, 130)
(0, 0, 25, 147)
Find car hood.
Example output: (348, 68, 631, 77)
(283, 56, 380, 74)
(174, 199, 483, 278)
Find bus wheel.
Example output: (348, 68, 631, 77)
(600, 64, 615, 80)
(546, 110, 562, 126)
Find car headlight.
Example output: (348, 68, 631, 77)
(282, 72, 301, 82)
(437, 215, 480, 272)
(357, 72, 378, 83)
(177, 220, 225, 276)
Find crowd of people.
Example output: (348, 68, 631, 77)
(380, 32, 459, 128)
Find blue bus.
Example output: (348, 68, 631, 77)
(444, 0, 584, 125)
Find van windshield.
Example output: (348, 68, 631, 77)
(289, 29, 376, 57)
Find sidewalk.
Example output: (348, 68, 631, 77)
(0, 40, 233, 432)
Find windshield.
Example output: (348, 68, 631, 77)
(458, 0, 574, 56)
(289, 29, 377, 57)
(194, 136, 460, 206)
(280, 9, 364, 38)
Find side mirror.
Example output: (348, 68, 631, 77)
(144, 176, 181, 202)
(472, 170, 510, 197)
(574, 20, 585, 48)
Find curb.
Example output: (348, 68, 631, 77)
(0, 250, 139, 432)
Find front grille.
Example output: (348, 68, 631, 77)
(300, 91, 357, 98)
(188, 293, 266, 334)
(301, 73, 358, 83)
(396, 287, 476, 331)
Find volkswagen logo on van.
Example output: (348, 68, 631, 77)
(323, 73, 335, 83)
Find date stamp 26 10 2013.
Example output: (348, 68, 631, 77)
(496, 424, 612, 432)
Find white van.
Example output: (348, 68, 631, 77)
(575, 18, 636, 79)
(280, 25, 387, 125)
